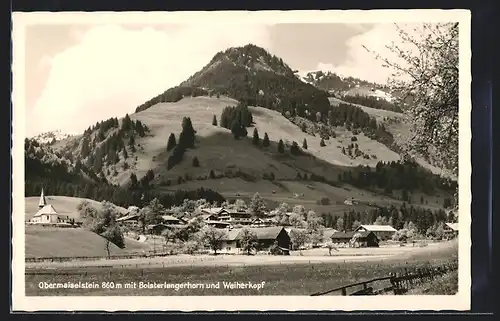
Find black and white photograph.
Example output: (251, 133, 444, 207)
(12, 10, 471, 311)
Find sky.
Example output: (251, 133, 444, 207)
(22, 21, 417, 137)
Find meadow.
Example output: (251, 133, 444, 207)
(25, 240, 458, 296)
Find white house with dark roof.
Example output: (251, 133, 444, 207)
(354, 224, 397, 241)
(444, 222, 459, 239)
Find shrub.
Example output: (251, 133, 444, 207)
(192, 156, 200, 167)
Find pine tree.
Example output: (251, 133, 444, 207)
(179, 117, 196, 148)
(192, 156, 200, 167)
(167, 133, 177, 151)
(262, 133, 270, 147)
(129, 173, 138, 189)
(302, 138, 308, 150)
(290, 141, 300, 155)
(128, 135, 135, 147)
(121, 114, 132, 132)
(212, 115, 218, 126)
(320, 138, 326, 147)
(209, 170, 216, 179)
(278, 139, 285, 153)
(252, 128, 260, 145)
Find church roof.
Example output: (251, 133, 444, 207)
(34, 204, 58, 217)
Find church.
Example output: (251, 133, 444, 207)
(30, 189, 72, 226)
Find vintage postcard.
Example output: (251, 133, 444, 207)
(11, 9, 471, 311)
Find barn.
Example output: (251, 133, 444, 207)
(331, 231, 379, 247)
(354, 225, 397, 241)
(218, 226, 291, 254)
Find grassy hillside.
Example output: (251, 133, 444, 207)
(59, 96, 400, 186)
(25, 195, 128, 222)
(25, 225, 125, 258)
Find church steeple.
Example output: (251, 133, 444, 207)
(38, 188, 47, 208)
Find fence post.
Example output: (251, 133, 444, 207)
(341, 288, 347, 296)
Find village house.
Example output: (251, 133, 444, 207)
(250, 217, 275, 227)
(218, 226, 291, 254)
(29, 189, 73, 226)
(218, 210, 253, 226)
(116, 212, 141, 228)
(444, 222, 459, 239)
(343, 197, 359, 206)
(354, 224, 397, 241)
(219, 229, 243, 254)
(161, 215, 184, 225)
(330, 231, 379, 247)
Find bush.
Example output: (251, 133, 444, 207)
(192, 156, 200, 167)
(316, 197, 331, 205)
(351, 136, 358, 142)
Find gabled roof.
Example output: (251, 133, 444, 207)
(161, 215, 180, 222)
(201, 213, 217, 220)
(221, 227, 287, 241)
(247, 226, 285, 240)
(221, 229, 242, 241)
(202, 207, 228, 215)
(445, 223, 459, 231)
(116, 213, 141, 222)
(33, 204, 58, 217)
(357, 225, 397, 232)
(322, 229, 339, 238)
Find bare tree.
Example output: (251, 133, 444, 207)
(365, 23, 459, 178)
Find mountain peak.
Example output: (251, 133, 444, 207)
(182, 44, 295, 88)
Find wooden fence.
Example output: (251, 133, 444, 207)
(310, 261, 458, 296)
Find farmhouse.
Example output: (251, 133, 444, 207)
(218, 226, 291, 254)
(344, 197, 359, 205)
(218, 210, 253, 226)
(330, 231, 379, 247)
(116, 212, 141, 228)
(354, 225, 397, 241)
(444, 222, 459, 239)
(250, 218, 275, 227)
(220, 229, 243, 254)
(161, 215, 184, 225)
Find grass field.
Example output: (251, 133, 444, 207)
(25, 225, 155, 258)
(25, 241, 458, 296)
(25, 225, 125, 258)
(406, 270, 458, 295)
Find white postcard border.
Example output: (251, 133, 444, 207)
(11, 9, 472, 311)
